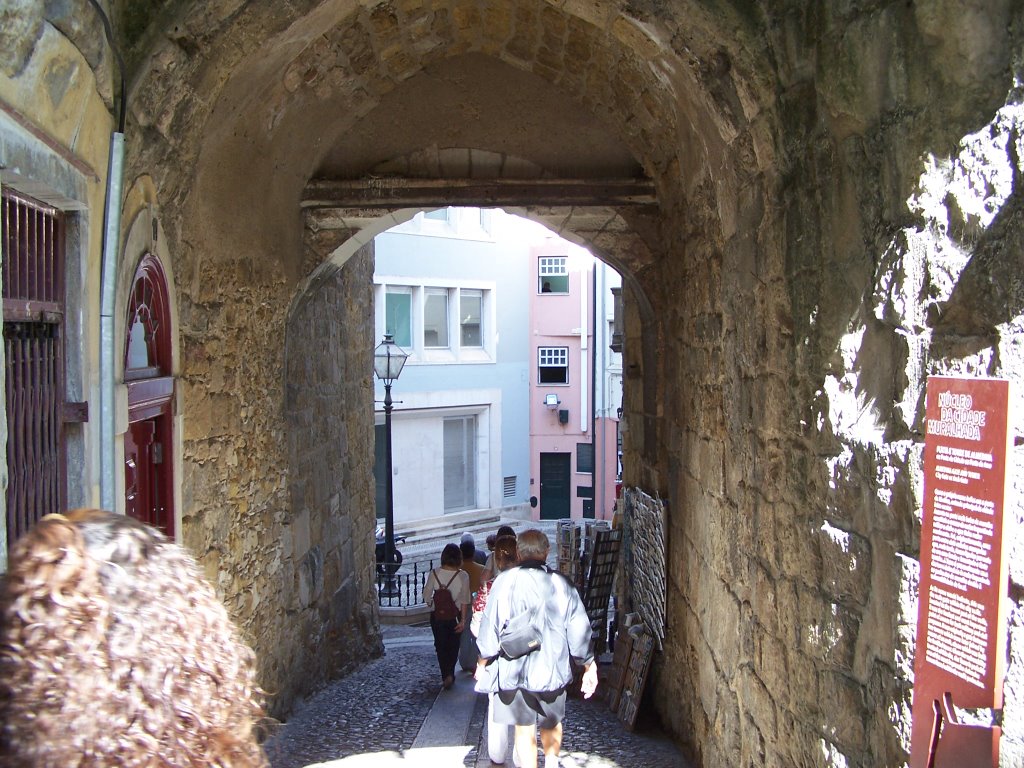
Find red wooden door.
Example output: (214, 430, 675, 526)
(124, 420, 154, 523)
(124, 254, 174, 538)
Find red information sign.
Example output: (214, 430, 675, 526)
(910, 377, 1015, 767)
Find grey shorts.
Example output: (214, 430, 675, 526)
(492, 687, 567, 729)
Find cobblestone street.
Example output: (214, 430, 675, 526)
(264, 625, 688, 767)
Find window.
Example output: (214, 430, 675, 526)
(461, 290, 482, 347)
(576, 443, 594, 473)
(538, 346, 569, 384)
(539, 256, 568, 293)
(385, 287, 412, 347)
(503, 476, 517, 497)
(424, 289, 449, 348)
(376, 280, 494, 362)
(443, 416, 476, 511)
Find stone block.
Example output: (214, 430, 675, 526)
(756, 628, 791, 708)
(293, 507, 311, 559)
(299, 544, 321, 610)
(817, 670, 866, 748)
(698, 632, 719, 722)
(737, 665, 778, 741)
(331, 577, 355, 625)
(818, 520, 872, 606)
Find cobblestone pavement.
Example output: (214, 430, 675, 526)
(264, 624, 689, 768)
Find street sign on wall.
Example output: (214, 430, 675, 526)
(910, 376, 1015, 768)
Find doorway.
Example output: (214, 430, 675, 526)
(539, 452, 571, 520)
(123, 253, 175, 537)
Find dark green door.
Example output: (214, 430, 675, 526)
(539, 452, 571, 520)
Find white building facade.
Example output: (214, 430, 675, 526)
(372, 208, 534, 525)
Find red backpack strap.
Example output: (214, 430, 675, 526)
(442, 569, 458, 589)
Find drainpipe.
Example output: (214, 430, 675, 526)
(88, 0, 127, 510)
(591, 264, 599, 519)
(99, 135, 124, 510)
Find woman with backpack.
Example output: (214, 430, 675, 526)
(422, 543, 471, 690)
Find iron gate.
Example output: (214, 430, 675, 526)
(2, 189, 66, 547)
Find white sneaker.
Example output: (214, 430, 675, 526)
(543, 756, 559, 768)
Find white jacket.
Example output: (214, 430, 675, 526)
(475, 562, 593, 694)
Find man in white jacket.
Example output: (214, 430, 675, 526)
(475, 529, 598, 768)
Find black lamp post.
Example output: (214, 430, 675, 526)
(373, 333, 409, 597)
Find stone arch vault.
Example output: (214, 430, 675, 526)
(3, 1, 1021, 766)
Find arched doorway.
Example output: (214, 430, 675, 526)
(123, 253, 175, 537)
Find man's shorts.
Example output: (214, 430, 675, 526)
(492, 687, 567, 730)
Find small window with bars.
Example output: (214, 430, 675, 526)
(538, 256, 568, 293)
(538, 346, 568, 384)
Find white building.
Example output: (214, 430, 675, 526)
(372, 208, 539, 524)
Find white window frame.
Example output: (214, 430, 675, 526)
(538, 346, 569, 384)
(538, 256, 569, 294)
(460, 289, 483, 348)
(374, 278, 496, 365)
(384, 285, 414, 348)
(423, 288, 451, 349)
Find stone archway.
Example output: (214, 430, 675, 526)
(119, 1, 1023, 766)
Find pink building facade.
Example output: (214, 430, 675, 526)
(528, 240, 621, 522)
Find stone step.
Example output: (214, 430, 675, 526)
(393, 508, 505, 540)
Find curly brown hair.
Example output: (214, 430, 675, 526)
(0, 509, 268, 767)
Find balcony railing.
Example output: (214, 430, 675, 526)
(377, 559, 435, 608)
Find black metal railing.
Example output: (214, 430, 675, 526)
(377, 559, 435, 608)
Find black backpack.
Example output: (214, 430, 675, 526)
(431, 569, 460, 621)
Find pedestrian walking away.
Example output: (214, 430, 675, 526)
(475, 529, 597, 768)
(462, 531, 489, 565)
(472, 534, 521, 765)
(423, 542, 471, 690)
(481, 524, 517, 581)
(460, 538, 487, 672)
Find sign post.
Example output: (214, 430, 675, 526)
(910, 376, 1015, 768)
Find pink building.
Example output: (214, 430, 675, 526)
(528, 240, 621, 521)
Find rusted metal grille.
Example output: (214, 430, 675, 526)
(2, 189, 66, 548)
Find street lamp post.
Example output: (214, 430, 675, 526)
(373, 333, 408, 597)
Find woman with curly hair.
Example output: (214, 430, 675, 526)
(0, 509, 268, 767)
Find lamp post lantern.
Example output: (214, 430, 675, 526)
(373, 333, 409, 597)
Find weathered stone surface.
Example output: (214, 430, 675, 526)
(3, 1, 1023, 766)
(0, 0, 43, 77)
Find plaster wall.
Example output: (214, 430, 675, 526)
(0, 4, 118, 559)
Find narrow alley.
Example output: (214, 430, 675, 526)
(264, 624, 688, 768)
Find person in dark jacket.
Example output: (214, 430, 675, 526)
(461, 531, 488, 564)
(475, 529, 597, 768)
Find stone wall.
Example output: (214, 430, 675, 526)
(631, 4, 1024, 768)
(176, 236, 379, 718)
(281, 243, 381, 712)
(5, 0, 1024, 764)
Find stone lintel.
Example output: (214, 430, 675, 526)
(302, 176, 659, 208)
